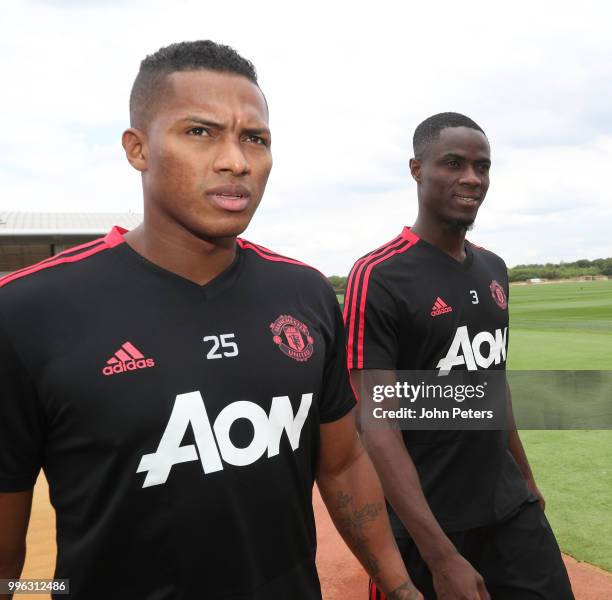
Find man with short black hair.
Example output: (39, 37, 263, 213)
(345, 112, 574, 599)
(0, 41, 421, 600)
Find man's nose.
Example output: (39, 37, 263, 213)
(212, 139, 250, 175)
(458, 164, 482, 187)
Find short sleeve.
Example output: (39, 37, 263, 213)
(318, 291, 357, 424)
(0, 318, 44, 491)
(344, 267, 399, 370)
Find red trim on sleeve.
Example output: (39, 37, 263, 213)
(0, 226, 127, 288)
(343, 235, 402, 323)
(344, 227, 419, 369)
(344, 236, 406, 347)
(104, 226, 128, 247)
(237, 238, 321, 273)
(400, 226, 419, 245)
(1, 237, 106, 281)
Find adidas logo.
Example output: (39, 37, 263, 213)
(431, 297, 453, 317)
(102, 341, 155, 376)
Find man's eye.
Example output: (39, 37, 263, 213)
(447, 160, 460, 168)
(187, 127, 210, 136)
(245, 135, 266, 145)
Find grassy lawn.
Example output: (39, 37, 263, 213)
(508, 280, 612, 370)
(508, 280, 612, 571)
(519, 430, 612, 571)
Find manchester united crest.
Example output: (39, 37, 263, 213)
(270, 315, 314, 362)
(490, 280, 507, 310)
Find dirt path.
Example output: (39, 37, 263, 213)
(18, 477, 612, 599)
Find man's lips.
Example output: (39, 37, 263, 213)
(206, 184, 251, 212)
(453, 194, 481, 207)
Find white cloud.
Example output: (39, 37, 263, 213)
(1, 0, 611, 274)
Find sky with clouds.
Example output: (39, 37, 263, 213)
(2, 0, 611, 275)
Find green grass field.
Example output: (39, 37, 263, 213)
(508, 280, 612, 571)
(508, 280, 612, 369)
(519, 430, 612, 571)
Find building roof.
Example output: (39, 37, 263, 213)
(0, 212, 142, 236)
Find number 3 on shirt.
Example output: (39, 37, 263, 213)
(203, 334, 239, 359)
(470, 290, 479, 304)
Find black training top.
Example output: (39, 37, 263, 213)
(344, 227, 530, 534)
(0, 227, 355, 600)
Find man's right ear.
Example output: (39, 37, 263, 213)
(122, 128, 148, 172)
(409, 158, 421, 183)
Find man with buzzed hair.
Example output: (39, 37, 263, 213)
(345, 112, 574, 599)
(0, 41, 421, 600)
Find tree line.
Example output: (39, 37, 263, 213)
(506, 257, 612, 282)
(328, 258, 612, 292)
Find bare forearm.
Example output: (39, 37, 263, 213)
(351, 369, 455, 566)
(361, 429, 457, 566)
(350, 372, 487, 598)
(505, 387, 535, 481)
(506, 397, 544, 510)
(317, 446, 419, 599)
(508, 429, 534, 479)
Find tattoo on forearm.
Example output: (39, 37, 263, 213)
(336, 490, 352, 509)
(334, 491, 384, 582)
(334, 493, 419, 597)
(386, 581, 420, 600)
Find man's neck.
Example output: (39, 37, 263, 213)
(123, 217, 236, 286)
(411, 216, 468, 263)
